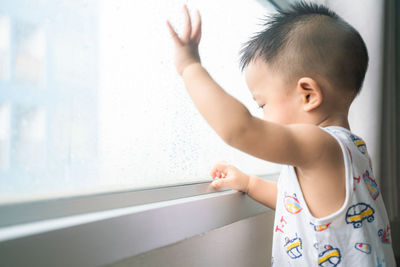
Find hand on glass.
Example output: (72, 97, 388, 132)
(166, 4, 202, 76)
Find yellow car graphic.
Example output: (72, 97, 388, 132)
(350, 134, 367, 154)
(284, 194, 302, 214)
(346, 203, 375, 228)
(318, 245, 341, 267)
(284, 235, 303, 259)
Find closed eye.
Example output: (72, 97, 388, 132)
(258, 104, 265, 109)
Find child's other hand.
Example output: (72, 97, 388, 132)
(166, 4, 202, 76)
(210, 161, 251, 193)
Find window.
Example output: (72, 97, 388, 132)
(0, 0, 279, 205)
(0, 1, 282, 266)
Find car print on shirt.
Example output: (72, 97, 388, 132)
(350, 134, 367, 155)
(354, 242, 371, 254)
(318, 244, 341, 267)
(345, 203, 375, 228)
(283, 234, 303, 259)
(363, 170, 380, 200)
(310, 222, 332, 232)
(378, 225, 391, 244)
(376, 256, 386, 267)
(284, 193, 303, 214)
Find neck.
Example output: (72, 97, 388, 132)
(316, 114, 350, 131)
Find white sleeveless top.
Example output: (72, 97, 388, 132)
(271, 126, 395, 267)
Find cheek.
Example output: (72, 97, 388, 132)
(265, 98, 296, 124)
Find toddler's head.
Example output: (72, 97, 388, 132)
(240, 1, 368, 125)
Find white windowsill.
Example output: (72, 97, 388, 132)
(0, 175, 277, 267)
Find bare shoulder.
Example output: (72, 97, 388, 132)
(285, 123, 344, 170)
(230, 118, 344, 170)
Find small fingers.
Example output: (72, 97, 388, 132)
(215, 171, 226, 178)
(212, 175, 231, 189)
(166, 20, 183, 46)
(211, 175, 225, 187)
(182, 4, 192, 42)
(211, 179, 222, 188)
(191, 10, 202, 44)
(210, 160, 230, 179)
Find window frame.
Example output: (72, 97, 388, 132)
(0, 173, 278, 266)
(0, 0, 285, 265)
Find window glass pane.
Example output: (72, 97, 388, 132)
(0, 0, 280, 204)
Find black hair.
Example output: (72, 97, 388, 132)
(239, 1, 369, 95)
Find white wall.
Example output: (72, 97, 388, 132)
(326, 0, 384, 176)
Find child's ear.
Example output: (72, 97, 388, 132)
(296, 77, 323, 112)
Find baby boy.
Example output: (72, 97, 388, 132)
(167, 2, 395, 266)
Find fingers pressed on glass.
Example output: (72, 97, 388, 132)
(182, 4, 192, 41)
(191, 10, 201, 42)
(166, 20, 182, 46)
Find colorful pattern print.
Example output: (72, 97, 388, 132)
(345, 203, 375, 228)
(284, 234, 303, 259)
(353, 176, 361, 191)
(355, 242, 371, 254)
(318, 245, 341, 267)
(350, 134, 367, 154)
(275, 216, 288, 233)
(376, 256, 386, 267)
(363, 170, 380, 200)
(378, 226, 391, 244)
(310, 222, 332, 232)
(284, 193, 303, 214)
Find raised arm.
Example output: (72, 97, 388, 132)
(166, 5, 252, 142)
(167, 5, 343, 171)
(230, 119, 343, 169)
(181, 63, 254, 143)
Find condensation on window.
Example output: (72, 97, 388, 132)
(0, 0, 280, 203)
(0, 104, 10, 171)
(0, 14, 10, 81)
